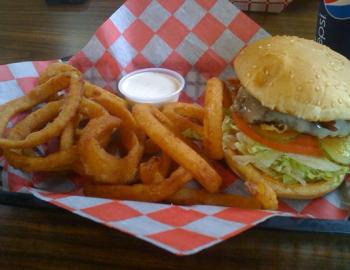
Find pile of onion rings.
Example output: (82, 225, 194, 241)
(0, 62, 276, 210)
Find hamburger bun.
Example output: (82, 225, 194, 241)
(234, 36, 350, 122)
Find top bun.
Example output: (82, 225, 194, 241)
(234, 36, 350, 121)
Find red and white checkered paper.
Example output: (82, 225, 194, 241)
(230, 0, 292, 13)
(0, 0, 349, 255)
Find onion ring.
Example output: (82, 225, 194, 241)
(60, 119, 76, 150)
(38, 62, 81, 85)
(61, 98, 108, 155)
(79, 97, 109, 118)
(78, 115, 144, 184)
(0, 73, 71, 139)
(84, 82, 127, 107)
(0, 73, 83, 149)
(133, 104, 222, 193)
(38, 62, 127, 108)
(159, 151, 172, 178)
(85, 85, 143, 141)
(4, 100, 78, 172)
(4, 147, 77, 172)
(71, 98, 111, 175)
(139, 156, 161, 185)
(89, 96, 135, 130)
(84, 167, 192, 202)
(203, 77, 224, 160)
(74, 97, 110, 138)
(144, 138, 161, 155)
(6, 100, 62, 141)
(47, 92, 64, 102)
(140, 152, 172, 185)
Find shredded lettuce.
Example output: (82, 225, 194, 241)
(222, 110, 238, 135)
(182, 128, 202, 141)
(223, 113, 349, 185)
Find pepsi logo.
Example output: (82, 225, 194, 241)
(324, 0, 350, 19)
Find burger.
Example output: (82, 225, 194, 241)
(223, 35, 350, 200)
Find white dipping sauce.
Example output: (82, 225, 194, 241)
(121, 72, 180, 100)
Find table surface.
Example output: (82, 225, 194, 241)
(1, 0, 350, 269)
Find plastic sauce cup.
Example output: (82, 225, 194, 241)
(118, 68, 185, 106)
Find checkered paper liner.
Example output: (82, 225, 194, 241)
(230, 0, 292, 13)
(0, 0, 349, 255)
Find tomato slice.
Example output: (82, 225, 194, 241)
(232, 112, 324, 157)
(253, 125, 299, 144)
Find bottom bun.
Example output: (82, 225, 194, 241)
(223, 146, 344, 201)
